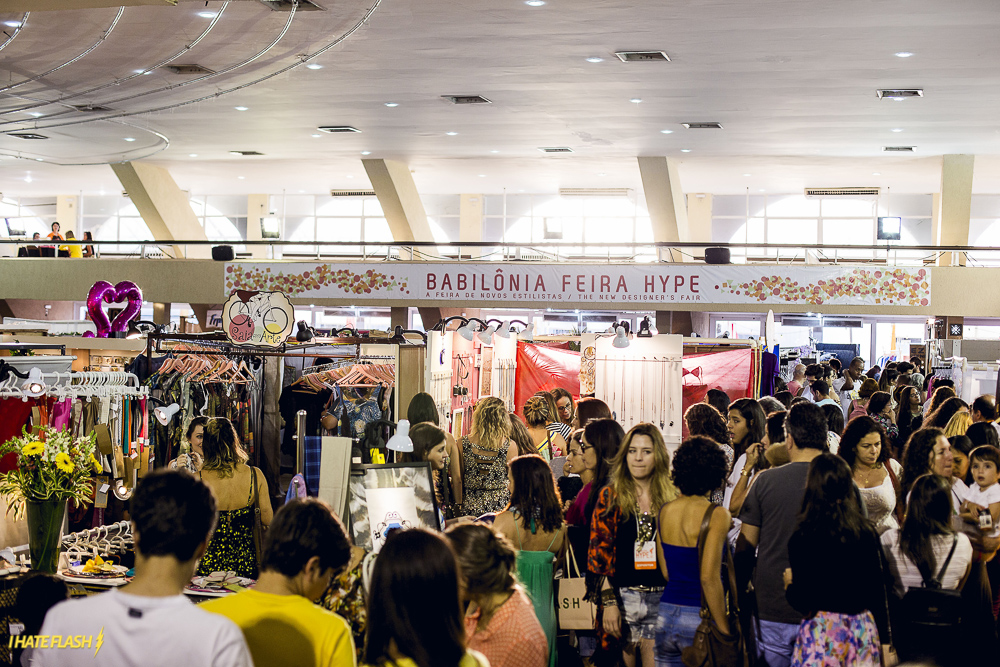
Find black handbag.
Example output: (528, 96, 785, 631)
(681, 505, 749, 667)
(900, 535, 962, 628)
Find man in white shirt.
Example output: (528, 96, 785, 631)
(799, 364, 823, 402)
(34, 471, 252, 667)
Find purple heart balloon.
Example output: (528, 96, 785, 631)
(83, 280, 143, 338)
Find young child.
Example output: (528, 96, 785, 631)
(401, 423, 452, 520)
(961, 445, 1000, 549)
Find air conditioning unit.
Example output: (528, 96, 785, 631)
(822, 318, 864, 328)
(329, 190, 376, 196)
(559, 188, 633, 197)
(515, 247, 545, 261)
(804, 188, 880, 200)
(781, 315, 822, 327)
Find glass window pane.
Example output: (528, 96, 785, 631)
(281, 195, 315, 216)
(81, 196, 119, 216)
(317, 217, 361, 255)
(316, 196, 362, 216)
(766, 195, 819, 217)
(712, 195, 749, 217)
(363, 197, 383, 216)
(767, 219, 816, 244)
(423, 195, 461, 217)
(635, 217, 653, 243)
(284, 216, 315, 255)
(821, 198, 874, 217)
(823, 219, 873, 245)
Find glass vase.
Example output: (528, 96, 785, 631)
(26, 499, 66, 573)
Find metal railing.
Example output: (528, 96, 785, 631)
(0, 238, 995, 266)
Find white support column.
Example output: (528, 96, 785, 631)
(638, 156, 691, 262)
(934, 155, 974, 267)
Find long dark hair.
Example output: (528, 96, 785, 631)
(866, 391, 892, 418)
(899, 474, 955, 582)
(407, 392, 440, 426)
(201, 417, 248, 477)
(923, 397, 969, 430)
(728, 398, 766, 459)
(507, 455, 563, 533)
(838, 416, 890, 469)
(575, 397, 612, 428)
(684, 403, 730, 446)
(927, 386, 956, 415)
(583, 419, 626, 528)
(508, 413, 537, 457)
(900, 427, 946, 503)
(797, 452, 870, 541)
(896, 386, 921, 431)
(363, 529, 466, 667)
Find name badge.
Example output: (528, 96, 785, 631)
(634, 540, 656, 570)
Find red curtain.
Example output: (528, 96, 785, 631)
(681, 348, 754, 420)
(514, 342, 580, 418)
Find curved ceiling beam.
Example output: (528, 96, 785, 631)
(0, 2, 229, 120)
(0, 119, 170, 166)
(2, 0, 383, 136)
(0, 12, 29, 55)
(0, 7, 125, 95)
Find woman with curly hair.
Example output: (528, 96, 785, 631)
(866, 391, 900, 454)
(461, 397, 518, 518)
(838, 416, 902, 534)
(195, 417, 272, 579)
(589, 423, 677, 667)
(683, 403, 733, 505)
(655, 436, 732, 667)
(899, 428, 955, 508)
(493, 455, 565, 667)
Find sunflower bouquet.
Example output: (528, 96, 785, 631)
(0, 426, 101, 519)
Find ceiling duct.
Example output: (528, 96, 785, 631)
(72, 104, 114, 112)
(804, 187, 880, 199)
(255, 0, 326, 10)
(164, 64, 216, 75)
(330, 190, 375, 196)
(681, 122, 723, 129)
(318, 126, 361, 133)
(441, 95, 492, 104)
(230, 150, 264, 156)
(614, 50, 670, 62)
(538, 147, 573, 153)
(876, 89, 923, 100)
(822, 317, 864, 328)
(559, 188, 633, 197)
(883, 146, 915, 152)
(10, 133, 47, 139)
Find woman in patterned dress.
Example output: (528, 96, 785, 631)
(460, 397, 518, 518)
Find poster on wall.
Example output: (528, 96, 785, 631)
(225, 262, 932, 308)
(221, 290, 294, 347)
(348, 463, 440, 553)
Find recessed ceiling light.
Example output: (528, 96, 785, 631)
(759, 188, 765, 192)
(384, 102, 398, 107)
(895, 51, 914, 58)
(586, 57, 604, 63)
(28, 112, 42, 117)
(305, 63, 323, 70)
(891, 128, 904, 132)
(680, 149, 691, 152)
(446, 131, 458, 136)
(123, 137, 136, 142)
(597, 172, 607, 177)
(525, 0, 545, 5)
(872, 172, 881, 175)
(346, 175, 354, 179)
(189, 153, 198, 157)
(35, 158, 42, 161)
(660, 129, 673, 134)
(234, 106, 248, 111)
(743, 173, 751, 177)
(197, 11, 217, 18)
(24, 175, 32, 182)
(360, 151, 371, 155)
(630, 98, 642, 104)
(4, 21, 22, 28)
(478, 174, 486, 178)
(490, 150, 500, 153)
(311, 133, 321, 138)
(237, 176, 245, 180)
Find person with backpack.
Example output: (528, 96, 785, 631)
(880, 474, 972, 666)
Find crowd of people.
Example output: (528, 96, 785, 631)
(22, 361, 1000, 667)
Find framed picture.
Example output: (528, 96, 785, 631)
(348, 462, 441, 553)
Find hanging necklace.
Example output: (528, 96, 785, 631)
(635, 505, 656, 542)
(855, 461, 883, 487)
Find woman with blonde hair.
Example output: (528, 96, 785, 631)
(588, 423, 677, 667)
(461, 397, 518, 517)
(195, 417, 272, 579)
(943, 411, 973, 439)
(523, 396, 567, 461)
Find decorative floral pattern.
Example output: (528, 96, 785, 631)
(225, 264, 409, 297)
(715, 268, 929, 306)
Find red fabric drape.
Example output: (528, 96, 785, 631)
(514, 342, 580, 418)
(681, 348, 754, 421)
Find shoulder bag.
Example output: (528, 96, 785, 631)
(682, 505, 749, 667)
(251, 468, 266, 570)
(557, 536, 598, 630)
(900, 534, 962, 628)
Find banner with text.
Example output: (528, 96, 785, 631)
(225, 263, 931, 307)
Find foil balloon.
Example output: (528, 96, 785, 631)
(83, 280, 144, 338)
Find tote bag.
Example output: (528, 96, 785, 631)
(557, 539, 597, 630)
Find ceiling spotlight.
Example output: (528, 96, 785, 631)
(386, 420, 414, 453)
(680, 149, 692, 153)
(446, 131, 458, 136)
(4, 21, 22, 27)
(495, 320, 512, 338)
(22, 368, 46, 397)
(476, 325, 496, 345)
(189, 153, 198, 157)
(517, 323, 535, 342)
(478, 174, 486, 178)
(612, 326, 630, 349)
(525, 0, 546, 5)
(586, 56, 604, 63)
(197, 11, 217, 18)
(237, 176, 245, 180)
(891, 128, 904, 132)
(28, 112, 42, 117)
(311, 133, 321, 138)
(123, 137, 136, 142)
(305, 63, 323, 70)
(234, 106, 249, 111)
(490, 150, 500, 153)
(894, 51, 914, 58)
(360, 151, 371, 155)
(630, 98, 642, 104)
(154, 403, 180, 425)
(743, 173, 751, 177)
(660, 129, 673, 134)
(384, 102, 399, 107)
(872, 172, 881, 176)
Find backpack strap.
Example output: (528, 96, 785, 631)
(695, 504, 717, 615)
(927, 534, 959, 589)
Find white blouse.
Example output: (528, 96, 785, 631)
(858, 459, 903, 534)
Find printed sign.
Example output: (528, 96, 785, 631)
(221, 290, 294, 347)
(225, 263, 932, 308)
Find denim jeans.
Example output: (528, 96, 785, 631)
(758, 619, 799, 667)
(655, 602, 702, 667)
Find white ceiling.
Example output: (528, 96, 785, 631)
(2, 0, 1000, 197)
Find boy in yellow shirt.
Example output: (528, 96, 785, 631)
(202, 498, 356, 667)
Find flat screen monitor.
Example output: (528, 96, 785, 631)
(877, 217, 902, 241)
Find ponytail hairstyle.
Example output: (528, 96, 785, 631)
(446, 523, 517, 603)
(472, 396, 511, 452)
(523, 396, 551, 428)
(899, 474, 955, 583)
(200, 417, 248, 477)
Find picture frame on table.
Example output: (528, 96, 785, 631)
(348, 462, 441, 553)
